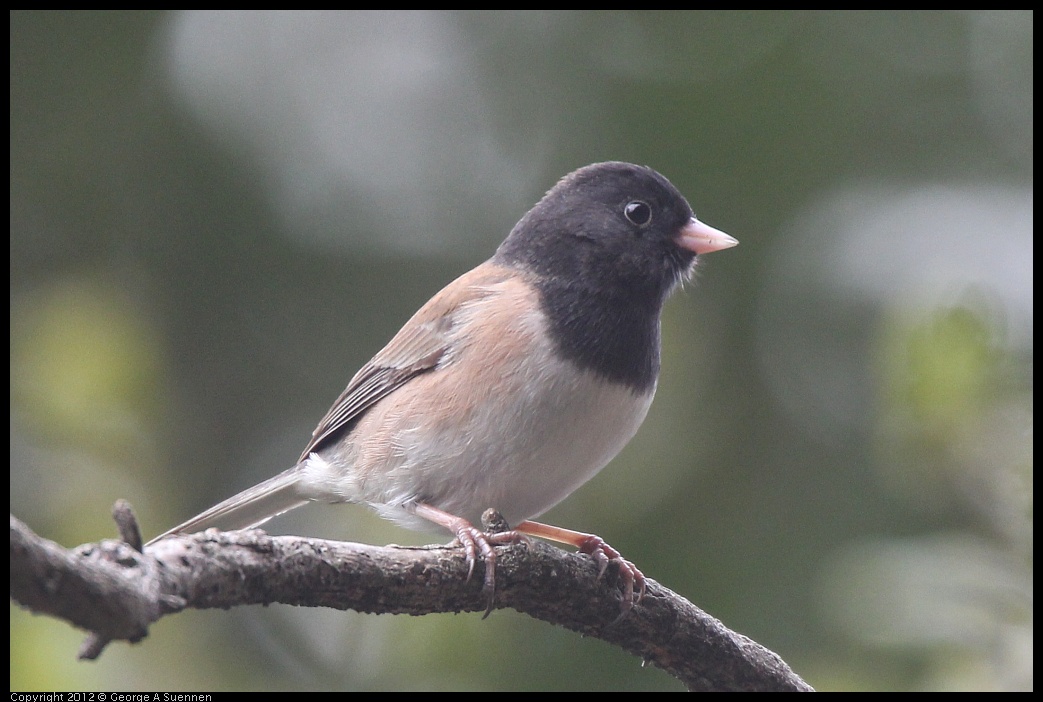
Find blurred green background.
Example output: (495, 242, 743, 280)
(10, 10, 1032, 691)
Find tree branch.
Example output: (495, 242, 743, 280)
(9, 510, 812, 691)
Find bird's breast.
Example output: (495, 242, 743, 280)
(302, 273, 655, 530)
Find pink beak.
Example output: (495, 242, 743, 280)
(677, 217, 738, 255)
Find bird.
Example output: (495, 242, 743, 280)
(147, 161, 737, 614)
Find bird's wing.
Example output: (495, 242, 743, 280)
(298, 262, 513, 461)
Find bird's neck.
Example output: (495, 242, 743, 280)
(534, 278, 662, 393)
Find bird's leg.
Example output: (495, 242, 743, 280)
(514, 519, 646, 618)
(412, 503, 526, 617)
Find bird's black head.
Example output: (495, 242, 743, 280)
(495, 161, 700, 302)
(493, 162, 734, 390)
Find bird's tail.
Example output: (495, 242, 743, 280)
(146, 466, 309, 546)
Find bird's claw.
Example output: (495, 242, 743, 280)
(576, 535, 647, 618)
(451, 525, 527, 618)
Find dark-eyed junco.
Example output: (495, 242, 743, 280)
(148, 161, 737, 612)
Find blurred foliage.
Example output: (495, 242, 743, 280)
(815, 299, 1033, 690)
(11, 278, 164, 452)
(10, 10, 1031, 691)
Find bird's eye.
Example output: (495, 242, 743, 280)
(624, 201, 652, 227)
